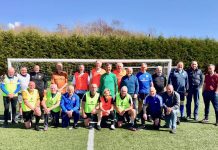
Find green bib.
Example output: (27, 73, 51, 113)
(84, 92, 99, 113)
(45, 91, 61, 113)
(2, 76, 19, 96)
(115, 93, 131, 111)
(22, 89, 38, 112)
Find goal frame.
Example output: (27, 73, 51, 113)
(7, 58, 172, 77)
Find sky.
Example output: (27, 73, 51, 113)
(0, 0, 218, 39)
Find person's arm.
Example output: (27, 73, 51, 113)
(120, 77, 125, 91)
(185, 72, 189, 92)
(43, 73, 48, 90)
(150, 74, 154, 87)
(72, 75, 76, 86)
(98, 75, 104, 94)
(172, 92, 180, 110)
(135, 76, 139, 94)
(72, 95, 80, 111)
(51, 73, 55, 84)
(13, 80, 21, 94)
(60, 95, 67, 113)
(168, 72, 173, 84)
(199, 70, 204, 88)
(1, 83, 9, 95)
(216, 75, 218, 93)
(114, 75, 118, 95)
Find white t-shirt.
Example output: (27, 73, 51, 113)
(17, 73, 30, 91)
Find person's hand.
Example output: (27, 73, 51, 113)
(143, 113, 147, 120)
(185, 92, 188, 96)
(133, 94, 137, 99)
(34, 107, 41, 116)
(8, 93, 14, 99)
(166, 107, 172, 115)
(91, 109, 96, 114)
(46, 108, 51, 114)
(67, 111, 72, 118)
(82, 112, 87, 119)
(104, 110, 110, 116)
(120, 110, 126, 116)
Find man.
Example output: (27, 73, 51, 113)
(99, 63, 118, 98)
(90, 60, 106, 88)
(82, 84, 100, 129)
(97, 88, 115, 130)
(114, 86, 136, 131)
(30, 65, 47, 101)
(51, 63, 68, 94)
(152, 66, 167, 95)
(1, 67, 21, 127)
(168, 62, 189, 120)
(143, 87, 163, 130)
(186, 61, 203, 120)
(202, 64, 218, 126)
(120, 67, 139, 115)
(72, 64, 90, 100)
(17, 67, 30, 122)
(136, 63, 153, 125)
(21, 81, 41, 131)
(113, 63, 126, 89)
(41, 84, 61, 131)
(61, 85, 80, 129)
(162, 85, 180, 134)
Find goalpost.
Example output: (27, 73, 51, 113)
(7, 58, 172, 78)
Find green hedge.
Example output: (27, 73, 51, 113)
(0, 30, 217, 74)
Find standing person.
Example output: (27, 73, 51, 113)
(120, 67, 139, 116)
(136, 63, 153, 125)
(21, 81, 41, 131)
(168, 62, 189, 120)
(99, 63, 118, 98)
(30, 65, 47, 102)
(82, 84, 100, 129)
(162, 85, 180, 134)
(1, 67, 21, 127)
(186, 61, 203, 120)
(113, 63, 126, 89)
(114, 86, 136, 131)
(61, 85, 80, 129)
(201, 64, 218, 126)
(72, 64, 90, 100)
(41, 84, 61, 131)
(97, 88, 115, 130)
(17, 67, 30, 122)
(143, 87, 163, 130)
(152, 66, 167, 95)
(51, 63, 68, 94)
(90, 60, 106, 88)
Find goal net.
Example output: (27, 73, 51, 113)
(7, 58, 172, 80)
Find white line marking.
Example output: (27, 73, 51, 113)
(87, 128, 94, 150)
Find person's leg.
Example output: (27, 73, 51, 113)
(11, 96, 18, 123)
(3, 96, 10, 125)
(61, 112, 70, 128)
(44, 113, 49, 127)
(128, 109, 136, 131)
(193, 88, 200, 120)
(73, 110, 80, 127)
(165, 115, 171, 128)
(23, 111, 33, 129)
(211, 93, 218, 124)
(34, 107, 41, 131)
(171, 109, 179, 129)
(179, 92, 185, 118)
(51, 111, 60, 127)
(117, 113, 123, 127)
(186, 88, 193, 118)
(203, 91, 210, 120)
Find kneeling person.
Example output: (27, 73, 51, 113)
(22, 81, 41, 131)
(61, 85, 80, 129)
(97, 88, 115, 130)
(143, 87, 163, 130)
(82, 84, 100, 129)
(115, 86, 136, 131)
(41, 84, 61, 131)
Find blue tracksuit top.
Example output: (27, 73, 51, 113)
(60, 93, 80, 113)
(136, 72, 153, 94)
(144, 94, 163, 113)
(168, 69, 189, 93)
(120, 74, 139, 94)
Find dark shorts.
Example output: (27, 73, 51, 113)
(116, 112, 129, 122)
(84, 113, 97, 119)
(138, 93, 148, 102)
(150, 113, 162, 120)
(23, 111, 34, 122)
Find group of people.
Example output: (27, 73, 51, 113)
(1, 60, 217, 134)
